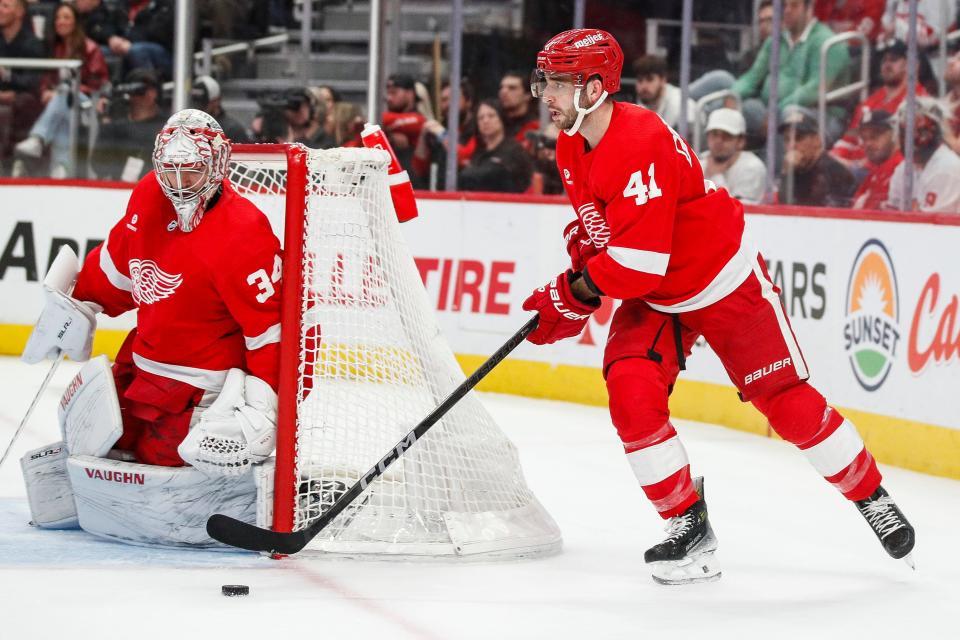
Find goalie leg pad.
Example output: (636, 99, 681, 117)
(20, 442, 80, 529)
(59, 355, 123, 457)
(67, 454, 259, 548)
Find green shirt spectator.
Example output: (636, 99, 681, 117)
(732, 2, 850, 112)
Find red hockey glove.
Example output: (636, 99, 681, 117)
(563, 219, 599, 272)
(522, 270, 600, 345)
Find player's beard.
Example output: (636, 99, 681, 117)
(553, 105, 578, 131)
(553, 92, 599, 132)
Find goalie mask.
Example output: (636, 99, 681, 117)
(531, 28, 623, 136)
(153, 109, 231, 232)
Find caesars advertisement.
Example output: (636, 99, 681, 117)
(0, 183, 958, 462)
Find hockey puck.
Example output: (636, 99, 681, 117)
(221, 584, 249, 597)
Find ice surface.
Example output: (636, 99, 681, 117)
(0, 356, 955, 639)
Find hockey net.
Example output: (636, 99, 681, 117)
(228, 144, 561, 558)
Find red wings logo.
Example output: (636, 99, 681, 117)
(129, 259, 183, 305)
(577, 202, 610, 248)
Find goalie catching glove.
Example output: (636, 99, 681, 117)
(21, 246, 101, 364)
(522, 270, 600, 345)
(178, 369, 277, 477)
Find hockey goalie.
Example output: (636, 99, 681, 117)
(19, 109, 280, 547)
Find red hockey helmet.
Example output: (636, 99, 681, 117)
(532, 29, 624, 97)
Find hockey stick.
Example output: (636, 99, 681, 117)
(0, 354, 64, 469)
(206, 314, 539, 554)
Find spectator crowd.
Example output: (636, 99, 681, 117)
(2, 0, 960, 213)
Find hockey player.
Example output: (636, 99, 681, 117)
(23, 108, 281, 476)
(524, 29, 916, 584)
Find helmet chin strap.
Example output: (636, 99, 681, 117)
(563, 88, 609, 137)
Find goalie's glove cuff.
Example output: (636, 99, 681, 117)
(237, 374, 277, 461)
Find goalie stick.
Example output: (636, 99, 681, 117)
(206, 314, 540, 554)
(0, 355, 64, 469)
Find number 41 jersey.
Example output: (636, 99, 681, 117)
(73, 173, 282, 392)
(556, 101, 755, 312)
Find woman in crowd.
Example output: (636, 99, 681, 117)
(314, 84, 341, 143)
(459, 98, 532, 193)
(333, 101, 365, 147)
(15, 2, 108, 178)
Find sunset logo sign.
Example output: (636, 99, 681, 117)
(843, 240, 901, 391)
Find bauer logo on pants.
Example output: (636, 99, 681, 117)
(843, 239, 901, 391)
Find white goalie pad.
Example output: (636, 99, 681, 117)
(67, 455, 261, 548)
(59, 355, 123, 456)
(20, 442, 79, 529)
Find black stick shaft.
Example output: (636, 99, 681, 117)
(207, 315, 539, 553)
(301, 314, 539, 539)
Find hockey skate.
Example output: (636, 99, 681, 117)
(855, 485, 916, 569)
(644, 477, 721, 585)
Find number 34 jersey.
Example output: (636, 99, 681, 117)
(73, 173, 282, 392)
(556, 101, 755, 312)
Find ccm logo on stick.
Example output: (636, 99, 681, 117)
(744, 358, 792, 385)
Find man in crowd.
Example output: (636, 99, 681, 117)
(888, 97, 960, 212)
(0, 0, 44, 173)
(941, 47, 960, 153)
(738, 0, 774, 74)
(778, 106, 855, 207)
(852, 110, 901, 210)
(815, 0, 885, 41)
(528, 124, 562, 195)
(92, 68, 167, 181)
(699, 108, 766, 204)
(731, 0, 850, 143)
(831, 40, 923, 172)
(107, 0, 175, 79)
(411, 79, 476, 190)
(498, 70, 539, 146)
(634, 55, 696, 134)
(381, 73, 426, 173)
(881, 0, 954, 50)
(192, 75, 250, 144)
(75, 0, 126, 51)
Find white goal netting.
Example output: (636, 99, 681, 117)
(229, 145, 561, 558)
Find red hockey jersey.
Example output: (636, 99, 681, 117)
(73, 173, 282, 392)
(556, 101, 753, 311)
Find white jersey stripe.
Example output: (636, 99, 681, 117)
(244, 323, 281, 350)
(132, 353, 230, 392)
(606, 246, 670, 276)
(626, 435, 690, 486)
(647, 236, 755, 313)
(801, 419, 865, 477)
(99, 238, 133, 292)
